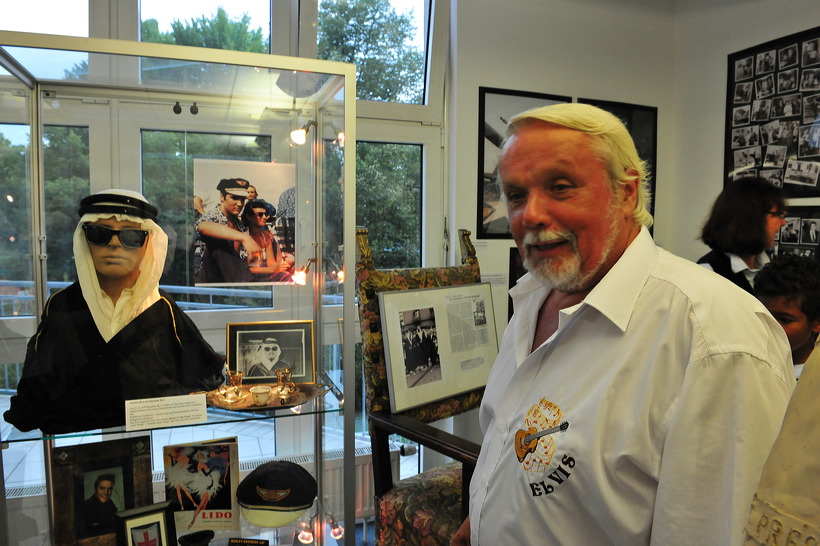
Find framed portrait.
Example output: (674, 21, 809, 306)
(193, 159, 297, 286)
(724, 26, 820, 198)
(226, 320, 316, 384)
(51, 436, 153, 545)
(378, 283, 498, 412)
(477, 86, 571, 239)
(115, 501, 176, 546)
(577, 98, 658, 224)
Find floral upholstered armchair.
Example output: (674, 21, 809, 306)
(355, 227, 484, 546)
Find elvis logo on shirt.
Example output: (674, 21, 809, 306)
(513, 398, 569, 471)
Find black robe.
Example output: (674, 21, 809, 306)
(3, 283, 224, 433)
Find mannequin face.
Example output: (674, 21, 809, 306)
(87, 216, 148, 286)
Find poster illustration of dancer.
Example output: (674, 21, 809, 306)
(162, 437, 239, 532)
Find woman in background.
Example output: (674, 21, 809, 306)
(240, 200, 292, 282)
(698, 176, 787, 293)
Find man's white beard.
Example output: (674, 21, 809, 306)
(522, 201, 621, 292)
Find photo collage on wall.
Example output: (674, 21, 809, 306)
(772, 206, 820, 260)
(725, 26, 820, 193)
(725, 26, 820, 263)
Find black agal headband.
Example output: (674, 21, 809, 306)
(78, 193, 158, 221)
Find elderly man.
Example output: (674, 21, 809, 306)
(4, 190, 224, 433)
(452, 103, 794, 545)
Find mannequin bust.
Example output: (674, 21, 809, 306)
(4, 190, 224, 433)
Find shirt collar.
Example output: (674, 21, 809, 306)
(727, 251, 769, 274)
(510, 226, 657, 333)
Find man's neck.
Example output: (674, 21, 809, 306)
(97, 275, 137, 305)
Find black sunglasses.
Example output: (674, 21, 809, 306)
(83, 224, 149, 249)
(255, 211, 270, 218)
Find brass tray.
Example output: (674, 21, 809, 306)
(205, 383, 331, 411)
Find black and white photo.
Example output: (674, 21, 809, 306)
(226, 321, 316, 384)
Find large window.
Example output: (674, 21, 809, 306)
(140, 0, 271, 53)
(317, 0, 427, 104)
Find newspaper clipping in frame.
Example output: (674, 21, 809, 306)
(163, 437, 240, 532)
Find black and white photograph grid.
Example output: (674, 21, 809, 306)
(771, 206, 820, 262)
(725, 26, 820, 199)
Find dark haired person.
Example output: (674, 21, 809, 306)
(698, 177, 787, 292)
(195, 177, 261, 283)
(79, 473, 119, 536)
(239, 200, 292, 282)
(3, 190, 224, 433)
(755, 253, 820, 379)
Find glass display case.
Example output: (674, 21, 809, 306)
(0, 31, 357, 544)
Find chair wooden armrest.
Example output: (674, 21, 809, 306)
(369, 410, 480, 519)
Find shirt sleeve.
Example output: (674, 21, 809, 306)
(651, 348, 793, 545)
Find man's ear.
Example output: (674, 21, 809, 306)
(618, 169, 640, 214)
(811, 317, 820, 335)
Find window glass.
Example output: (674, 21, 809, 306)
(140, 0, 271, 52)
(0, 0, 89, 36)
(43, 126, 91, 288)
(352, 141, 422, 268)
(141, 130, 273, 308)
(317, 0, 427, 104)
(0, 124, 34, 316)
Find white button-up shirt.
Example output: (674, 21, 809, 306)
(470, 228, 794, 545)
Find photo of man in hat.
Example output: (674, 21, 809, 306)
(3, 189, 225, 433)
(246, 337, 292, 378)
(195, 177, 263, 284)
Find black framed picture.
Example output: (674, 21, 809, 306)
(724, 26, 820, 197)
(577, 98, 658, 224)
(226, 320, 316, 384)
(115, 501, 177, 546)
(477, 87, 571, 239)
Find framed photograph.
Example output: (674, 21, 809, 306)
(379, 283, 498, 412)
(193, 159, 297, 286)
(115, 501, 176, 546)
(577, 98, 658, 224)
(226, 320, 316, 384)
(725, 26, 820, 199)
(51, 436, 153, 545)
(477, 86, 571, 239)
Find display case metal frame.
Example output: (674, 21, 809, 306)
(0, 30, 358, 544)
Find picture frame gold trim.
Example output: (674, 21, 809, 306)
(226, 320, 316, 384)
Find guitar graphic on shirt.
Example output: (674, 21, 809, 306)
(514, 421, 569, 463)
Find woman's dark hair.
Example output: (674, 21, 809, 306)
(700, 177, 785, 256)
(755, 253, 820, 322)
(243, 199, 275, 225)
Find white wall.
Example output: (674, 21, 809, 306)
(448, 0, 676, 337)
(447, 0, 819, 335)
(671, 0, 819, 261)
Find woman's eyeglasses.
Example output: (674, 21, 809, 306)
(83, 224, 149, 249)
(768, 211, 788, 219)
(255, 211, 270, 218)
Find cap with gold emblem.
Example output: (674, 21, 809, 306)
(236, 460, 317, 527)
